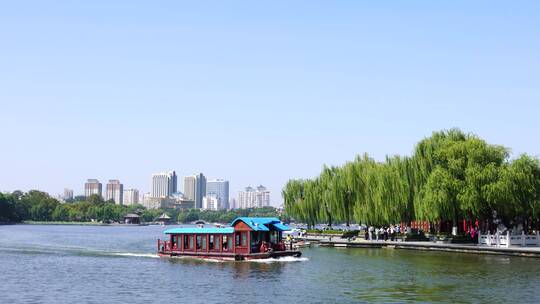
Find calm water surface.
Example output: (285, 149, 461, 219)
(1, 224, 540, 304)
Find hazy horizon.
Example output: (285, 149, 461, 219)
(1, 1, 539, 205)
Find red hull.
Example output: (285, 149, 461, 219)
(158, 250, 301, 261)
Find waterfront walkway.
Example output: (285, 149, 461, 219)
(303, 235, 540, 258)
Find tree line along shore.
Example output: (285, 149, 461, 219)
(0, 191, 284, 225)
(282, 129, 540, 234)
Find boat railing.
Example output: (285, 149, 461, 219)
(157, 239, 174, 253)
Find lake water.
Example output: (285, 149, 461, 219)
(2, 224, 540, 304)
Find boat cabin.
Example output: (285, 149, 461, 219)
(157, 217, 301, 260)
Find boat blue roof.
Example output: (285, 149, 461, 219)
(230, 217, 291, 232)
(164, 227, 234, 234)
(272, 222, 290, 231)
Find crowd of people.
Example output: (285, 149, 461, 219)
(365, 225, 401, 241)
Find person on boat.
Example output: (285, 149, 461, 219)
(287, 235, 294, 250)
(286, 235, 293, 250)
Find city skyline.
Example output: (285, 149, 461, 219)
(1, 2, 540, 206)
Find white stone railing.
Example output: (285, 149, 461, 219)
(478, 231, 540, 247)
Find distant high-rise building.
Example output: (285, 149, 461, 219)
(105, 180, 123, 205)
(206, 179, 229, 209)
(63, 188, 74, 201)
(84, 179, 102, 198)
(255, 185, 271, 207)
(183, 173, 206, 208)
(238, 185, 270, 208)
(183, 176, 196, 201)
(123, 189, 139, 205)
(202, 196, 221, 210)
(150, 171, 177, 198)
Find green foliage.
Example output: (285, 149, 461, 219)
(0, 193, 19, 222)
(175, 207, 283, 224)
(283, 128, 540, 229)
(305, 229, 344, 235)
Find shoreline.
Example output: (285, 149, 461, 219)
(2, 221, 220, 226)
(15, 221, 151, 226)
(307, 236, 540, 258)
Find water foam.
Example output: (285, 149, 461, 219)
(248, 256, 309, 263)
(110, 252, 160, 259)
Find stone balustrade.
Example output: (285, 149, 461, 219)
(478, 231, 540, 247)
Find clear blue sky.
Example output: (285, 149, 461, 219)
(1, 1, 539, 205)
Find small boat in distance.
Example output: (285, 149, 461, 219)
(157, 217, 302, 261)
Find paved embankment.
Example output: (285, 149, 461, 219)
(304, 236, 540, 258)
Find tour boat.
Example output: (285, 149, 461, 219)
(157, 217, 302, 260)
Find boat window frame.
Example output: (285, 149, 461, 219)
(196, 235, 202, 250)
(183, 234, 189, 251)
(241, 232, 247, 247)
(209, 235, 214, 251)
(222, 235, 230, 252)
(236, 232, 247, 247)
(201, 235, 207, 251)
(189, 235, 194, 250)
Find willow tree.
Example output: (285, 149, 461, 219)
(412, 129, 467, 221)
(457, 137, 508, 220)
(283, 128, 540, 232)
(487, 154, 540, 228)
(351, 154, 391, 225)
(282, 179, 307, 224)
(338, 162, 357, 226)
(303, 179, 323, 228)
(386, 155, 416, 226)
(414, 129, 510, 234)
(319, 166, 339, 227)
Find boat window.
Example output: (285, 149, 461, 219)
(270, 231, 277, 244)
(201, 236, 207, 250)
(196, 235, 202, 250)
(209, 235, 214, 250)
(236, 232, 247, 247)
(183, 235, 188, 250)
(250, 232, 258, 247)
(241, 232, 247, 247)
(222, 235, 230, 251)
(189, 235, 194, 249)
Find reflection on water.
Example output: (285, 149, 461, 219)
(1, 225, 540, 304)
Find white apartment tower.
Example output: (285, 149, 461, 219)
(202, 196, 221, 210)
(63, 188, 74, 201)
(123, 189, 139, 205)
(151, 171, 177, 198)
(238, 185, 270, 209)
